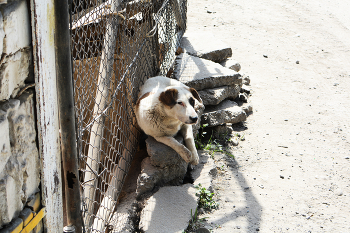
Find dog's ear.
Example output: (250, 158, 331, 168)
(159, 88, 178, 107)
(190, 88, 202, 103)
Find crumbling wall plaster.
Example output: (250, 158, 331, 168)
(0, 0, 40, 230)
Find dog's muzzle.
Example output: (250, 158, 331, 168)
(189, 116, 198, 124)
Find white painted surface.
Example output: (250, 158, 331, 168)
(30, 0, 63, 231)
(2, 0, 31, 54)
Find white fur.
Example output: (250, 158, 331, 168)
(135, 76, 203, 165)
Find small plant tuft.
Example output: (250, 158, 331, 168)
(195, 124, 235, 159)
(195, 184, 218, 210)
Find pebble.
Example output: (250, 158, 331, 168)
(243, 75, 251, 85)
(263, 54, 268, 58)
(296, 60, 300, 64)
(334, 188, 343, 196)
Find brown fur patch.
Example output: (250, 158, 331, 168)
(190, 88, 202, 103)
(159, 88, 178, 107)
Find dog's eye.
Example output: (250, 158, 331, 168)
(189, 97, 195, 107)
(177, 101, 184, 106)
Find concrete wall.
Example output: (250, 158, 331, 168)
(0, 0, 41, 230)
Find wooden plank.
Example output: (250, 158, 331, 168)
(30, 0, 63, 232)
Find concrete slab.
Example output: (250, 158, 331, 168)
(191, 150, 217, 190)
(201, 100, 247, 127)
(139, 184, 197, 233)
(181, 31, 232, 63)
(174, 53, 241, 91)
(137, 151, 216, 233)
(109, 193, 136, 233)
(198, 84, 241, 106)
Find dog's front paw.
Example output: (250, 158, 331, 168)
(179, 146, 192, 163)
(190, 150, 199, 165)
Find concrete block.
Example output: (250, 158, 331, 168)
(0, 218, 23, 233)
(0, 110, 11, 173)
(2, 0, 31, 55)
(136, 155, 188, 198)
(146, 135, 188, 169)
(201, 100, 247, 127)
(0, 48, 32, 100)
(174, 53, 242, 91)
(181, 31, 232, 63)
(198, 84, 241, 106)
(139, 184, 197, 233)
(135, 135, 189, 197)
(211, 124, 234, 139)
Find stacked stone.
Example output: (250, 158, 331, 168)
(135, 31, 252, 199)
(175, 31, 252, 137)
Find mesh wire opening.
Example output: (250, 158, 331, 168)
(70, 0, 187, 231)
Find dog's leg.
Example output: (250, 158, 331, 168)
(180, 124, 199, 165)
(153, 136, 192, 163)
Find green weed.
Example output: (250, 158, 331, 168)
(195, 124, 235, 159)
(195, 184, 218, 210)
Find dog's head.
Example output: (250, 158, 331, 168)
(159, 86, 203, 125)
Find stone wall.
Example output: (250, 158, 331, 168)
(0, 0, 41, 230)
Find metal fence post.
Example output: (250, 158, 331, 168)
(54, 0, 83, 232)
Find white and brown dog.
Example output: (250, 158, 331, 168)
(135, 76, 203, 165)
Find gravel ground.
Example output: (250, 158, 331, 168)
(186, 0, 350, 232)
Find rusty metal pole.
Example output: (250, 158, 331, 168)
(54, 0, 83, 232)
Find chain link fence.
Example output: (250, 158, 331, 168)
(70, 0, 187, 231)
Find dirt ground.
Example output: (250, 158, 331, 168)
(186, 0, 350, 232)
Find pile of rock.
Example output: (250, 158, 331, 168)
(114, 31, 253, 232)
(135, 31, 252, 198)
(176, 31, 252, 139)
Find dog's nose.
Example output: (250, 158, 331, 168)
(189, 116, 198, 123)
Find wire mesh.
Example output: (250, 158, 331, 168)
(70, 0, 187, 231)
